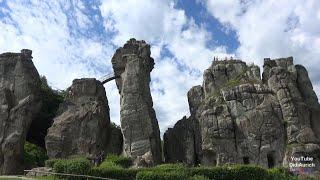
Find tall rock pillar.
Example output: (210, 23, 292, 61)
(0, 50, 42, 174)
(111, 38, 162, 165)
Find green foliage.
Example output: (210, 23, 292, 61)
(188, 175, 210, 180)
(90, 167, 140, 180)
(153, 163, 188, 173)
(38, 75, 65, 120)
(111, 122, 120, 129)
(51, 159, 296, 180)
(45, 158, 63, 168)
(99, 161, 123, 169)
(229, 165, 268, 180)
(103, 154, 132, 168)
(136, 171, 188, 180)
(267, 168, 297, 180)
(23, 141, 48, 168)
(53, 157, 91, 180)
(225, 78, 242, 88)
(190, 166, 231, 179)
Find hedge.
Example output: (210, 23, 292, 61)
(53, 157, 91, 180)
(90, 167, 140, 180)
(267, 168, 297, 180)
(103, 154, 132, 168)
(188, 175, 210, 180)
(46, 158, 296, 180)
(136, 171, 188, 180)
(190, 166, 231, 179)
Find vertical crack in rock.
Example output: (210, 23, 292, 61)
(111, 38, 162, 166)
(0, 50, 42, 175)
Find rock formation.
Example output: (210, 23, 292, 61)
(165, 58, 320, 172)
(163, 116, 201, 166)
(45, 78, 111, 159)
(263, 58, 320, 170)
(111, 38, 162, 165)
(0, 50, 42, 175)
(106, 123, 123, 155)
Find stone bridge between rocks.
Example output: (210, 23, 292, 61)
(98, 73, 120, 84)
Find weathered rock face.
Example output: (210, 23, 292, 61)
(263, 57, 320, 170)
(111, 38, 162, 165)
(106, 124, 123, 155)
(163, 116, 201, 166)
(0, 50, 42, 175)
(169, 58, 320, 171)
(45, 78, 110, 159)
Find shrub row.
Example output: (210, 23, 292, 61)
(45, 156, 297, 180)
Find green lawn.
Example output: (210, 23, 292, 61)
(0, 176, 55, 180)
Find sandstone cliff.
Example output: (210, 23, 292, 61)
(164, 58, 320, 171)
(111, 38, 162, 166)
(45, 78, 111, 159)
(0, 50, 42, 174)
(163, 116, 201, 166)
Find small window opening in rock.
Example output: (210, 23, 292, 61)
(243, 156, 250, 164)
(267, 153, 275, 168)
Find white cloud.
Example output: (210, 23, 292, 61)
(0, 1, 113, 89)
(100, 0, 231, 133)
(0, 0, 231, 134)
(204, 0, 320, 98)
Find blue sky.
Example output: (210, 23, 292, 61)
(1, 0, 320, 135)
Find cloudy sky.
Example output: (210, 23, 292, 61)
(1, 0, 320, 135)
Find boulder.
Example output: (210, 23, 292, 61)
(0, 50, 42, 175)
(45, 78, 110, 159)
(111, 38, 162, 165)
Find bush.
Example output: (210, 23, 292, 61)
(24, 141, 48, 168)
(103, 154, 132, 168)
(90, 167, 140, 180)
(190, 165, 270, 180)
(45, 158, 63, 168)
(53, 157, 91, 180)
(230, 165, 268, 180)
(267, 168, 297, 180)
(190, 166, 231, 179)
(99, 161, 122, 169)
(136, 171, 188, 180)
(153, 163, 188, 174)
(188, 175, 210, 180)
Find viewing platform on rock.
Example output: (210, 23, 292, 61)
(211, 59, 247, 66)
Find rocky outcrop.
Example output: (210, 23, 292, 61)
(168, 58, 319, 171)
(106, 124, 123, 155)
(111, 38, 162, 165)
(163, 116, 201, 166)
(45, 78, 110, 159)
(0, 50, 42, 175)
(263, 57, 320, 171)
